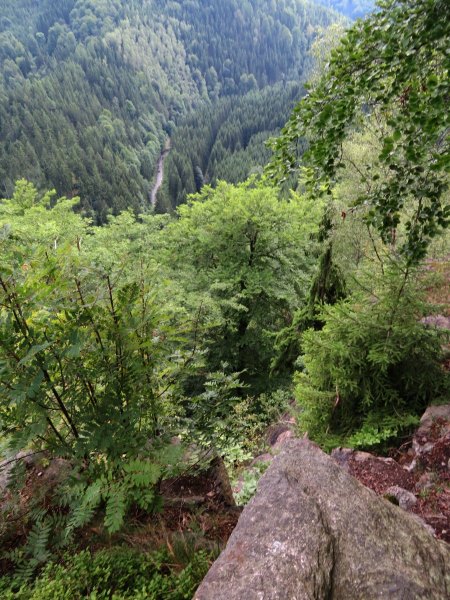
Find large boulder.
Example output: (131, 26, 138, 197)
(195, 438, 450, 600)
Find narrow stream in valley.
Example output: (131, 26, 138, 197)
(150, 138, 171, 207)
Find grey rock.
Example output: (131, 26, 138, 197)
(421, 314, 450, 330)
(405, 458, 417, 472)
(418, 404, 450, 431)
(37, 457, 72, 488)
(411, 404, 450, 469)
(415, 472, 436, 492)
(271, 428, 294, 449)
(353, 450, 373, 462)
(384, 485, 417, 510)
(195, 438, 450, 600)
(267, 424, 294, 447)
(330, 447, 354, 469)
(250, 453, 273, 467)
(409, 513, 436, 537)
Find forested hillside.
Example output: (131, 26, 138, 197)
(0, 0, 340, 220)
(158, 83, 303, 210)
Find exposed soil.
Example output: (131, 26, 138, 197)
(349, 456, 415, 494)
(414, 489, 450, 538)
(346, 418, 450, 544)
(161, 473, 217, 499)
(156, 470, 241, 545)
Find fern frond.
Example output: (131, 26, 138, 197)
(15, 557, 40, 582)
(104, 486, 126, 533)
(123, 460, 160, 488)
(26, 519, 52, 563)
(135, 489, 155, 511)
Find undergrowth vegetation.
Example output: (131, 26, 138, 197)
(0, 546, 213, 599)
(295, 266, 449, 450)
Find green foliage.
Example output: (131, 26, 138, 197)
(155, 0, 337, 94)
(271, 207, 347, 373)
(0, 184, 193, 554)
(269, 0, 450, 263)
(295, 266, 449, 446)
(186, 372, 291, 469)
(0, 546, 212, 600)
(186, 370, 247, 460)
(234, 460, 269, 506)
(0, 239, 176, 458)
(1, 180, 312, 581)
(346, 412, 420, 451)
(58, 451, 173, 542)
(165, 180, 323, 388)
(0, 2, 447, 591)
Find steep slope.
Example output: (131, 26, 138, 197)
(0, 0, 340, 220)
(158, 82, 304, 210)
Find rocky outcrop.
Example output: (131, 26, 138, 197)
(195, 438, 450, 600)
(330, 405, 450, 542)
(409, 404, 450, 474)
(0, 451, 44, 496)
(384, 485, 417, 510)
(421, 314, 450, 330)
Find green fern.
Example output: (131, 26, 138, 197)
(26, 520, 52, 563)
(346, 413, 420, 451)
(65, 479, 103, 537)
(123, 459, 161, 488)
(46, 514, 70, 552)
(104, 486, 126, 534)
(82, 479, 103, 506)
(134, 489, 156, 511)
(14, 557, 40, 583)
(4, 520, 53, 583)
(65, 504, 96, 541)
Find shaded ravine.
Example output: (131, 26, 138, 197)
(150, 138, 171, 207)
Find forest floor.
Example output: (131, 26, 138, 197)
(346, 420, 450, 544)
(0, 456, 241, 576)
(119, 472, 240, 555)
(1, 410, 448, 583)
(424, 254, 450, 315)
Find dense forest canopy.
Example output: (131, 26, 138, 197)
(157, 82, 304, 210)
(0, 0, 342, 220)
